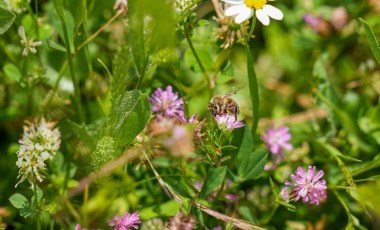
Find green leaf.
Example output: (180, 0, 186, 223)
(46, 40, 67, 53)
(238, 206, 255, 223)
(112, 44, 140, 91)
(334, 190, 365, 230)
(319, 142, 362, 163)
(357, 179, 380, 216)
(0, 7, 15, 34)
(235, 126, 254, 166)
(20, 206, 34, 218)
(359, 18, 380, 64)
(348, 154, 380, 177)
(139, 200, 179, 219)
(238, 148, 268, 181)
(269, 177, 280, 197)
(52, 8, 75, 52)
(145, 0, 175, 52)
(199, 166, 227, 199)
(128, 0, 146, 75)
(9, 193, 28, 209)
(3, 63, 22, 82)
(245, 44, 259, 138)
(316, 91, 378, 153)
(108, 90, 151, 149)
(163, 177, 192, 198)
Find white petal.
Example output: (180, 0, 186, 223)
(225, 4, 246, 16)
(221, 0, 244, 5)
(234, 7, 253, 24)
(18, 27, 26, 40)
(263, 5, 284, 20)
(256, 9, 270, 26)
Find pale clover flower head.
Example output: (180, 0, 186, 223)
(15, 118, 61, 187)
(4, 0, 30, 14)
(18, 26, 42, 56)
(261, 126, 292, 156)
(214, 114, 245, 130)
(108, 211, 141, 230)
(149, 85, 185, 121)
(168, 212, 196, 230)
(114, 0, 128, 14)
(164, 125, 195, 158)
(283, 166, 327, 205)
(222, 0, 284, 25)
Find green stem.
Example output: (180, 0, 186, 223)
(247, 14, 257, 41)
(245, 16, 259, 138)
(33, 183, 41, 230)
(184, 31, 212, 98)
(55, 0, 85, 123)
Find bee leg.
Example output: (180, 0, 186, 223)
(234, 114, 237, 122)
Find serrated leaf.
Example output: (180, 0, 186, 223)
(238, 148, 268, 181)
(199, 166, 227, 199)
(0, 7, 16, 34)
(9, 193, 28, 209)
(163, 177, 192, 198)
(108, 90, 151, 149)
(360, 18, 380, 64)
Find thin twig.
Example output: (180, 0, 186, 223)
(258, 108, 328, 128)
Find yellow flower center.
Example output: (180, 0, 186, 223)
(244, 0, 267, 9)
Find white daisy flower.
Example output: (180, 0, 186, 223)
(221, 0, 284, 25)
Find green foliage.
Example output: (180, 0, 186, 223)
(360, 18, 380, 64)
(199, 166, 227, 199)
(0, 7, 15, 34)
(91, 135, 116, 170)
(108, 90, 151, 150)
(1, 0, 380, 229)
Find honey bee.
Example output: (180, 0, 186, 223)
(208, 88, 241, 120)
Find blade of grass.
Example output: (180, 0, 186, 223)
(359, 18, 380, 64)
(245, 15, 259, 139)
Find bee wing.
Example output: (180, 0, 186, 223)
(223, 86, 243, 98)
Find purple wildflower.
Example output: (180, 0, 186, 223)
(149, 85, 185, 121)
(284, 166, 327, 205)
(108, 211, 141, 230)
(75, 224, 88, 230)
(214, 114, 244, 130)
(261, 126, 293, 156)
(303, 14, 324, 32)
